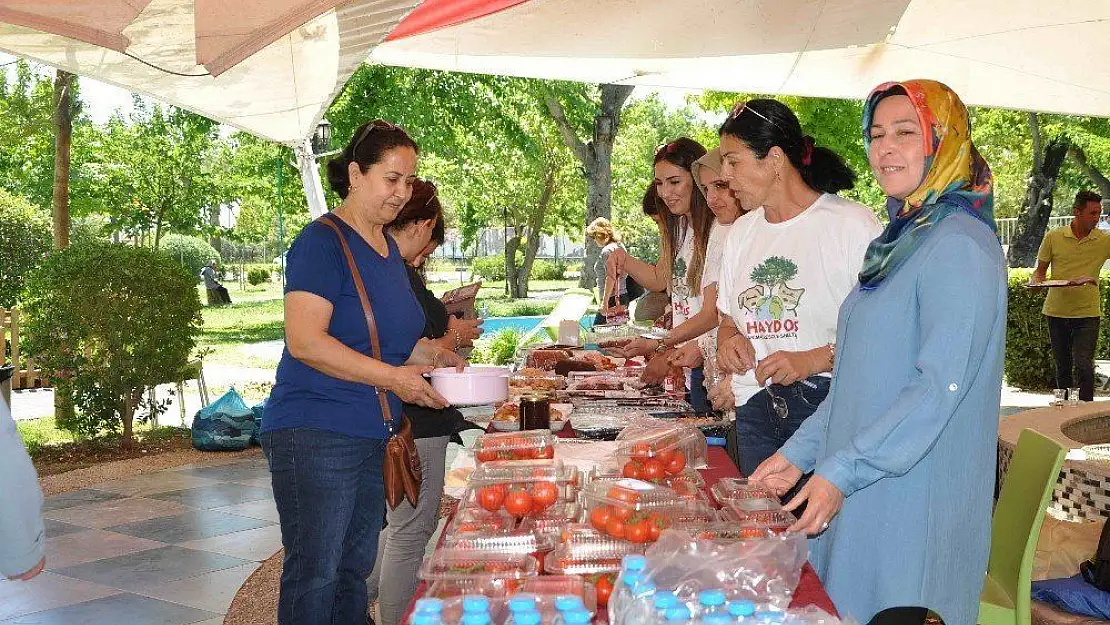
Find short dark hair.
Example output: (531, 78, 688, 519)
(326, 120, 419, 199)
(1074, 190, 1102, 210)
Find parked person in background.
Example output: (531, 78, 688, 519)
(1032, 189, 1110, 401)
(607, 138, 717, 411)
(201, 260, 232, 305)
(367, 179, 482, 625)
(586, 217, 630, 324)
(714, 98, 880, 477)
(0, 379, 45, 582)
(752, 79, 1006, 625)
(261, 120, 464, 625)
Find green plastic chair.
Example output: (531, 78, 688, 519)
(517, 287, 595, 348)
(979, 429, 1066, 625)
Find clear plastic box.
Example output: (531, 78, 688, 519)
(443, 526, 556, 554)
(710, 477, 780, 507)
(519, 574, 599, 613)
(611, 419, 708, 471)
(718, 506, 798, 535)
(425, 578, 511, 599)
(587, 465, 705, 489)
(544, 524, 646, 574)
(446, 508, 517, 538)
(473, 430, 557, 464)
(581, 479, 718, 543)
(418, 549, 540, 582)
(519, 502, 579, 541)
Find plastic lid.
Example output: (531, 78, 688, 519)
(653, 591, 679, 610)
(508, 595, 538, 612)
(636, 580, 657, 595)
(728, 600, 756, 617)
(622, 554, 648, 571)
(621, 570, 642, 587)
(461, 613, 492, 625)
(664, 605, 693, 621)
(562, 610, 592, 624)
(698, 589, 727, 607)
(701, 614, 734, 624)
(410, 614, 443, 625)
(414, 598, 444, 614)
(555, 595, 584, 611)
(512, 610, 542, 625)
(462, 595, 491, 613)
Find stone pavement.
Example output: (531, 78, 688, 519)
(0, 455, 280, 625)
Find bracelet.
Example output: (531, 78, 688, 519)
(449, 328, 462, 352)
(827, 343, 836, 369)
(655, 338, 669, 353)
(431, 350, 442, 370)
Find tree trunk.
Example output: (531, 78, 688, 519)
(505, 231, 525, 298)
(51, 70, 75, 250)
(1068, 144, 1110, 210)
(1007, 114, 1070, 268)
(121, 391, 141, 450)
(545, 84, 634, 290)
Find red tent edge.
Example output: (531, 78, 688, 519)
(385, 0, 530, 41)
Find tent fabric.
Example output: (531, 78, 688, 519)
(0, 0, 420, 144)
(0, 1, 151, 54)
(371, 0, 1110, 118)
(386, 0, 530, 42)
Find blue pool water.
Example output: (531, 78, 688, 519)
(481, 315, 595, 335)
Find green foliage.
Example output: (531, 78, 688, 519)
(160, 233, 221, 278)
(247, 267, 272, 286)
(485, 299, 558, 317)
(21, 242, 203, 442)
(0, 188, 51, 307)
(530, 259, 566, 281)
(1004, 268, 1110, 391)
(750, 256, 799, 286)
(470, 329, 523, 366)
(471, 255, 508, 281)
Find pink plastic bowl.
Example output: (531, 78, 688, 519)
(429, 365, 510, 406)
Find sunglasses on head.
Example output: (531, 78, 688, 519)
(727, 101, 787, 134)
(351, 118, 403, 154)
(654, 141, 680, 160)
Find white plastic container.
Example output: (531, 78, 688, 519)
(430, 365, 510, 406)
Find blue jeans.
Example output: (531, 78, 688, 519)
(728, 376, 831, 478)
(262, 428, 388, 625)
(688, 366, 712, 413)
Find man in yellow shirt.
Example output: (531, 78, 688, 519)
(1033, 190, 1110, 401)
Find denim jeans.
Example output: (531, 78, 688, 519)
(689, 366, 712, 413)
(366, 435, 449, 625)
(727, 376, 831, 478)
(1047, 316, 1101, 401)
(262, 428, 387, 625)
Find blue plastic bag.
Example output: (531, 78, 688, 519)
(191, 387, 256, 451)
(249, 398, 267, 447)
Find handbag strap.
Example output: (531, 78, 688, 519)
(317, 213, 394, 426)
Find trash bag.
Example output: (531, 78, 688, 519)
(191, 387, 256, 451)
(249, 398, 267, 447)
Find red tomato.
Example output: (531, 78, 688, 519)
(605, 516, 626, 539)
(625, 520, 649, 544)
(477, 449, 498, 463)
(631, 442, 651, 461)
(607, 487, 640, 505)
(596, 575, 614, 607)
(622, 461, 644, 479)
(589, 506, 612, 531)
(648, 520, 662, 542)
(642, 459, 666, 481)
(611, 506, 633, 521)
(665, 450, 687, 475)
(537, 446, 555, 459)
(531, 481, 558, 508)
(478, 486, 506, 511)
(505, 490, 533, 517)
(656, 447, 674, 465)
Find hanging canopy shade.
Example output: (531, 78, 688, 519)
(374, 0, 1110, 118)
(0, 0, 421, 144)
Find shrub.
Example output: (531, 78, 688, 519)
(471, 255, 507, 281)
(531, 259, 566, 281)
(1005, 268, 1110, 391)
(0, 189, 51, 307)
(21, 242, 203, 446)
(486, 299, 558, 317)
(160, 233, 221, 278)
(247, 267, 272, 286)
(470, 329, 522, 366)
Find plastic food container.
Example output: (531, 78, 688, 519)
(611, 419, 709, 471)
(589, 465, 705, 489)
(429, 365, 510, 406)
(710, 477, 780, 508)
(444, 526, 556, 554)
(473, 430, 557, 464)
(425, 578, 512, 599)
(519, 502, 579, 542)
(419, 589, 509, 624)
(718, 506, 798, 535)
(419, 549, 540, 582)
(580, 479, 717, 543)
(446, 508, 517, 538)
(544, 524, 646, 574)
(519, 575, 599, 614)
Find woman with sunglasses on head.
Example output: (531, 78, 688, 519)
(751, 81, 1005, 625)
(261, 121, 464, 625)
(607, 138, 718, 411)
(714, 99, 882, 480)
(366, 179, 482, 625)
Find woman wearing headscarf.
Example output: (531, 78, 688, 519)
(751, 80, 1005, 625)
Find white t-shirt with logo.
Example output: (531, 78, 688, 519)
(702, 220, 734, 289)
(716, 193, 881, 406)
(671, 224, 701, 327)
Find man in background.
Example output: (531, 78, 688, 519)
(1033, 190, 1110, 401)
(201, 260, 232, 305)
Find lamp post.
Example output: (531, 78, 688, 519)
(312, 118, 333, 156)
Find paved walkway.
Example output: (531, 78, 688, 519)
(0, 455, 279, 624)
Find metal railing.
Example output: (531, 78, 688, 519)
(995, 216, 1072, 247)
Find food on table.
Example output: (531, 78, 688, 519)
(578, 351, 618, 370)
(473, 430, 557, 464)
(596, 336, 634, 350)
(526, 349, 573, 370)
(580, 479, 715, 543)
(612, 419, 709, 470)
(554, 358, 599, 376)
(419, 549, 540, 581)
(510, 375, 564, 390)
(492, 401, 520, 423)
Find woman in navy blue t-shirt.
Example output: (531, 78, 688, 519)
(261, 120, 460, 625)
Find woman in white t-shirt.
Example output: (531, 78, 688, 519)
(606, 138, 716, 410)
(714, 99, 882, 479)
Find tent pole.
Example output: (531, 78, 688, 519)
(296, 139, 328, 218)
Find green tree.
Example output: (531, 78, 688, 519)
(750, 256, 799, 290)
(0, 188, 51, 307)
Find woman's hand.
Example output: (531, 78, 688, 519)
(387, 365, 449, 409)
(754, 349, 822, 386)
(784, 474, 844, 536)
(708, 375, 735, 411)
(447, 316, 483, 348)
(434, 350, 468, 372)
(641, 351, 673, 385)
(749, 452, 803, 498)
(615, 337, 662, 359)
(717, 332, 757, 375)
(668, 342, 703, 369)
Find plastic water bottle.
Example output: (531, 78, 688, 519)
(408, 613, 443, 625)
(697, 589, 728, 621)
(462, 595, 491, 615)
(554, 595, 585, 614)
(413, 598, 444, 617)
(728, 600, 756, 621)
(507, 594, 539, 615)
(753, 611, 784, 624)
(508, 609, 542, 625)
(610, 555, 649, 623)
(664, 605, 694, 623)
(461, 612, 492, 625)
(557, 608, 592, 625)
(700, 613, 735, 625)
(652, 590, 679, 617)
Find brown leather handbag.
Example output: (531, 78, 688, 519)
(318, 214, 422, 510)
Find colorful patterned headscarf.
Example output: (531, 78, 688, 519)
(857, 79, 996, 289)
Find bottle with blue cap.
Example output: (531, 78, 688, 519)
(653, 590, 679, 616)
(507, 594, 539, 615)
(664, 604, 694, 623)
(728, 600, 756, 621)
(407, 613, 443, 625)
(554, 595, 585, 614)
(462, 595, 491, 614)
(610, 554, 650, 624)
(461, 612, 493, 625)
(753, 610, 784, 624)
(414, 598, 444, 615)
(507, 608, 543, 625)
(699, 613, 735, 625)
(556, 608, 593, 625)
(697, 589, 728, 622)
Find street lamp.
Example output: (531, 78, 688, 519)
(312, 118, 332, 155)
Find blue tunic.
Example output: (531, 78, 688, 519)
(779, 212, 1005, 625)
(263, 218, 426, 440)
